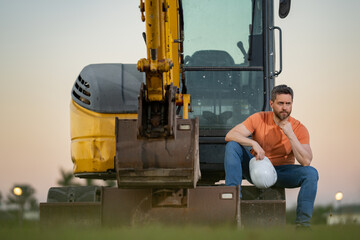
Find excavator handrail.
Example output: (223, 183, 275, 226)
(270, 26, 283, 77)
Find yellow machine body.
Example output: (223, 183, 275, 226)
(70, 100, 137, 175)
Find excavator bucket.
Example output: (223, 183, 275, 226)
(115, 117, 200, 188)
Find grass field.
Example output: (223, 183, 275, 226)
(1, 224, 360, 240)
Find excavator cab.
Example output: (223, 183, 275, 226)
(182, 0, 277, 183)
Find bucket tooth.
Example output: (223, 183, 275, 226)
(115, 117, 200, 188)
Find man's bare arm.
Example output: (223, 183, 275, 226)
(278, 121, 313, 166)
(225, 124, 265, 160)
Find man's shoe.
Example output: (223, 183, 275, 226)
(295, 224, 311, 230)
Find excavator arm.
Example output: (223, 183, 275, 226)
(137, 0, 189, 138)
(115, 0, 200, 188)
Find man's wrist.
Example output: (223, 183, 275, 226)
(286, 131, 297, 141)
(250, 140, 258, 148)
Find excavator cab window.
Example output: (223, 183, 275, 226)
(182, 0, 265, 136)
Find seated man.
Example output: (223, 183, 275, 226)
(224, 84, 318, 227)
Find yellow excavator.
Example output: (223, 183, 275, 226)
(41, 0, 292, 227)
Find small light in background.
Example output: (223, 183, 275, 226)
(335, 191, 344, 217)
(13, 187, 23, 196)
(335, 191, 343, 201)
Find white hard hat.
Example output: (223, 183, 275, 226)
(249, 156, 277, 189)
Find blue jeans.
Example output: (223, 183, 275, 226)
(224, 141, 319, 226)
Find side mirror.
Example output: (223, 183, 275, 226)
(279, 0, 291, 19)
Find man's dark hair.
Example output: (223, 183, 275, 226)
(271, 84, 294, 101)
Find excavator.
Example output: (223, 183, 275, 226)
(40, 0, 292, 227)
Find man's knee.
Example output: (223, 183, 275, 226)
(225, 141, 241, 151)
(302, 166, 319, 182)
(224, 141, 243, 165)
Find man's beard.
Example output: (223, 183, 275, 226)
(274, 109, 291, 121)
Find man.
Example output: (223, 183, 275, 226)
(224, 84, 318, 227)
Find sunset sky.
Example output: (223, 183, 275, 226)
(1, 0, 359, 209)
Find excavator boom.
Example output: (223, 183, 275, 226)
(115, 0, 200, 188)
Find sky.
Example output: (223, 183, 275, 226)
(0, 0, 360, 210)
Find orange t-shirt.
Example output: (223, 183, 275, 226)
(242, 111, 309, 166)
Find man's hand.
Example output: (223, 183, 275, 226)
(225, 123, 265, 160)
(252, 141, 265, 160)
(277, 120, 294, 137)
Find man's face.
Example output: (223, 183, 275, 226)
(270, 94, 293, 121)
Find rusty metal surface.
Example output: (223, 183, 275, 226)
(101, 186, 238, 225)
(152, 188, 187, 207)
(40, 202, 101, 226)
(241, 186, 285, 200)
(137, 83, 177, 138)
(241, 200, 286, 226)
(236, 185, 241, 227)
(46, 186, 102, 203)
(101, 187, 152, 226)
(40, 186, 286, 227)
(115, 117, 200, 188)
(101, 186, 286, 226)
(240, 186, 286, 226)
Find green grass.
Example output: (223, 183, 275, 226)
(1, 224, 360, 240)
